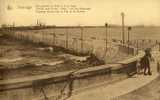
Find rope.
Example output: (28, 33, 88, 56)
(40, 87, 49, 100)
(53, 70, 78, 100)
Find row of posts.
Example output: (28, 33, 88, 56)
(8, 23, 160, 55)
(9, 27, 85, 54)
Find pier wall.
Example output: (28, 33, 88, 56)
(0, 52, 144, 100)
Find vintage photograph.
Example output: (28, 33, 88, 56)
(0, 0, 160, 100)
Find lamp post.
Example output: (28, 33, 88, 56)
(105, 23, 108, 52)
(128, 26, 132, 54)
(121, 12, 125, 44)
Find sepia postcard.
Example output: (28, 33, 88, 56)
(0, 0, 160, 100)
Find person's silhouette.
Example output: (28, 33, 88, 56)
(144, 48, 152, 75)
(141, 48, 152, 75)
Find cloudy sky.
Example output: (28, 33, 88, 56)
(0, 0, 160, 26)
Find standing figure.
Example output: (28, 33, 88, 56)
(140, 48, 153, 75)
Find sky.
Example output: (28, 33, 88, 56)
(0, 0, 160, 26)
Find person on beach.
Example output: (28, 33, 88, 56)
(140, 48, 153, 75)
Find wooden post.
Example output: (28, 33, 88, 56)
(121, 12, 125, 44)
(136, 40, 139, 54)
(53, 28, 56, 46)
(80, 26, 83, 54)
(105, 23, 108, 52)
(66, 28, 69, 49)
(128, 26, 132, 54)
